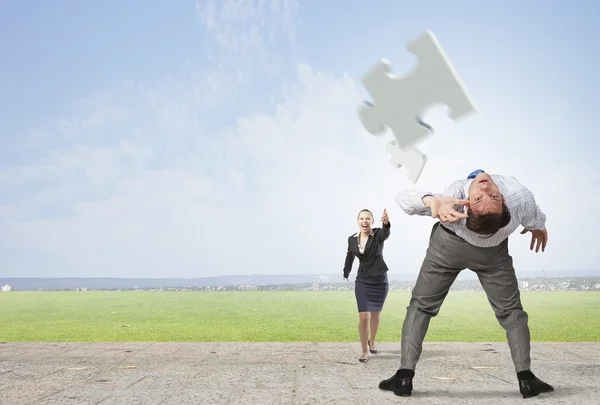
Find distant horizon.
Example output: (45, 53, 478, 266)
(2, 268, 600, 280)
(2, 269, 600, 292)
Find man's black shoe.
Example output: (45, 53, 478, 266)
(518, 374, 554, 399)
(379, 369, 414, 397)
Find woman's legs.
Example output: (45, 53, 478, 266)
(359, 312, 370, 360)
(369, 311, 381, 350)
(369, 281, 389, 351)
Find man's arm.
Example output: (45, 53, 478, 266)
(395, 190, 438, 216)
(517, 187, 548, 252)
(520, 191, 546, 230)
(395, 180, 464, 216)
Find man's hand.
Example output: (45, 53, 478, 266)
(381, 208, 389, 225)
(520, 227, 548, 252)
(423, 196, 469, 223)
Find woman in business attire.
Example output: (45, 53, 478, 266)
(343, 208, 391, 362)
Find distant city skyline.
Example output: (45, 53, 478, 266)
(2, 268, 599, 291)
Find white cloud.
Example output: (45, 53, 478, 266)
(196, 0, 298, 88)
(1, 58, 595, 278)
(197, 0, 296, 55)
(0, 64, 380, 277)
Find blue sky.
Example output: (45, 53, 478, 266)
(0, 0, 598, 278)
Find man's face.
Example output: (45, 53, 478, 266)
(467, 173, 504, 215)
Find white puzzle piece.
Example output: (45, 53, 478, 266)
(385, 140, 427, 183)
(358, 30, 477, 182)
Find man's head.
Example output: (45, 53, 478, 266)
(465, 173, 511, 236)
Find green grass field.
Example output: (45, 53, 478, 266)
(1, 290, 599, 342)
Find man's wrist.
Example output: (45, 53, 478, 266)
(422, 195, 434, 208)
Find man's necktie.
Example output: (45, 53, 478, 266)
(467, 169, 485, 179)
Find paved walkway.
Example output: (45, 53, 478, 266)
(0, 342, 598, 404)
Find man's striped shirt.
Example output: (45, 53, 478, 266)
(395, 174, 546, 248)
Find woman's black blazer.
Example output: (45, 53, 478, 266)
(343, 222, 391, 279)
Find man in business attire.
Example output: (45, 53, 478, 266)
(379, 170, 554, 399)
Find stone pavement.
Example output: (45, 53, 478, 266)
(0, 342, 598, 405)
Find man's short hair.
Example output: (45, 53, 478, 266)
(465, 202, 511, 237)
